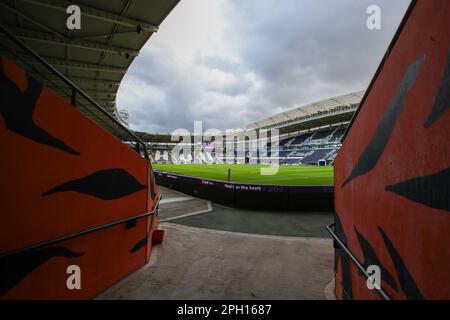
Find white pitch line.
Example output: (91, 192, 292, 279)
(160, 196, 193, 204)
(237, 175, 333, 184)
(159, 222, 332, 242)
(159, 201, 213, 222)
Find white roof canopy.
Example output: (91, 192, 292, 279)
(246, 91, 365, 130)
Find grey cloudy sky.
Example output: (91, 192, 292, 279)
(117, 0, 411, 133)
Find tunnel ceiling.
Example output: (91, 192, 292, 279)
(0, 0, 179, 130)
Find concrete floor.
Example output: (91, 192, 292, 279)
(158, 187, 333, 238)
(174, 204, 332, 238)
(158, 187, 185, 199)
(96, 187, 335, 299)
(97, 223, 334, 299)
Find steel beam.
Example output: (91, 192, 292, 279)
(0, 26, 138, 56)
(17, 57, 127, 73)
(18, 0, 159, 32)
(22, 71, 122, 87)
(0, 1, 66, 39)
(46, 85, 116, 97)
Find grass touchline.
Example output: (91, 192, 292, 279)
(153, 163, 334, 186)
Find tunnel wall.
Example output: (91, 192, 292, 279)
(155, 171, 334, 212)
(0, 55, 159, 299)
(334, 0, 450, 300)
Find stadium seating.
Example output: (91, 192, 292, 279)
(150, 125, 347, 166)
(300, 149, 333, 165)
(310, 130, 333, 140)
(281, 158, 301, 165)
(272, 126, 346, 165)
(329, 128, 346, 142)
(289, 132, 312, 145)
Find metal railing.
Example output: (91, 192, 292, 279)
(0, 195, 161, 260)
(0, 23, 149, 160)
(326, 223, 391, 300)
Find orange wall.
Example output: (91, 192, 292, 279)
(0, 55, 158, 299)
(335, 0, 450, 299)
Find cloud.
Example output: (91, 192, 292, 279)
(117, 0, 411, 133)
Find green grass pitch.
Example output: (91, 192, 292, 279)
(152, 163, 334, 186)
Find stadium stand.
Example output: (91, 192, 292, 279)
(272, 125, 348, 165)
(301, 148, 333, 165)
(311, 130, 333, 140)
(143, 92, 364, 166)
(329, 128, 346, 142)
(148, 123, 348, 166)
(290, 132, 312, 145)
